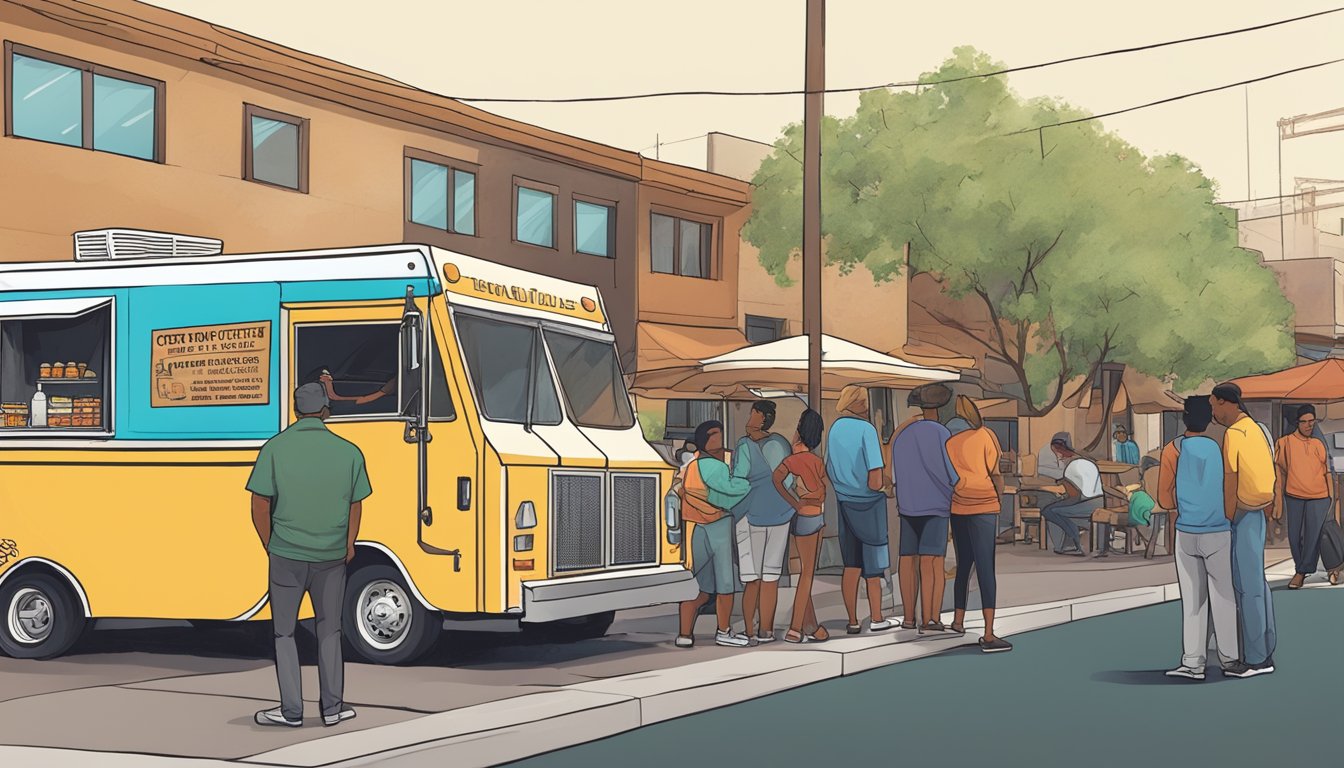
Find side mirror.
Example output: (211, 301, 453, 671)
(401, 313, 422, 372)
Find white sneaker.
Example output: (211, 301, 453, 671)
(1164, 666, 1205, 681)
(322, 707, 357, 727)
(868, 618, 899, 632)
(255, 707, 302, 728)
(754, 633, 776, 644)
(715, 630, 751, 647)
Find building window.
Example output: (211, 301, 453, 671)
(664, 399, 723, 441)
(4, 43, 163, 162)
(244, 104, 308, 192)
(515, 183, 557, 249)
(651, 212, 713, 278)
(745, 315, 786, 344)
(985, 418, 1019, 457)
(574, 199, 615, 258)
(405, 151, 476, 236)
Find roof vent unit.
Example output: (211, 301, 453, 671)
(73, 229, 224, 261)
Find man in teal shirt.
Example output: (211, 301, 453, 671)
(248, 383, 372, 728)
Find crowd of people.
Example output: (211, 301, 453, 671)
(670, 383, 1012, 653)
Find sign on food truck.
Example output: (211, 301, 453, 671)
(150, 320, 273, 407)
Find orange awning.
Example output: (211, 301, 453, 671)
(893, 340, 977, 370)
(1229, 358, 1344, 401)
(630, 322, 749, 397)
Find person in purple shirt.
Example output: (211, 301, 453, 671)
(890, 384, 958, 632)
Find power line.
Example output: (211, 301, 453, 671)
(1216, 185, 1344, 205)
(447, 7, 1344, 103)
(1014, 57, 1344, 137)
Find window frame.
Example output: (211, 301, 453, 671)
(0, 298, 117, 439)
(512, 177, 559, 251)
(403, 147, 479, 237)
(572, 194, 617, 258)
(293, 319, 402, 422)
(744, 314, 786, 344)
(4, 41, 165, 163)
(649, 209, 717, 279)
(242, 103, 309, 194)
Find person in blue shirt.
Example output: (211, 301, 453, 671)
(826, 385, 900, 634)
(731, 400, 795, 643)
(1114, 424, 1141, 465)
(1157, 396, 1246, 681)
(890, 384, 958, 632)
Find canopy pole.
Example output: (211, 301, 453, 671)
(803, 0, 825, 409)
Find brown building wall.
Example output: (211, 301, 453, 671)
(0, 4, 754, 365)
(635, 185, 746, 328)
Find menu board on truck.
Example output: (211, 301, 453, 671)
(150, 321, 271, 407)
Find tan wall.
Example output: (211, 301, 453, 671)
(635, 184, 745, 328)
(737, 239, 907, 351)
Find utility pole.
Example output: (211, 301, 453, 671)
(803, 0, 824, 409)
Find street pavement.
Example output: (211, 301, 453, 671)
(0, 544, 1294, 764)
(506, 582, 1344, 768)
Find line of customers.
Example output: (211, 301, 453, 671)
(672, 384, 1011, 654)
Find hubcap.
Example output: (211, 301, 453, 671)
(8, 587, 54, 645)
(356, 580, 411, 651)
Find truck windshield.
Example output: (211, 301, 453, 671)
(543, 329, 635, 429)
(455, 314, 561, 426)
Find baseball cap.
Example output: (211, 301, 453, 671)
(295, 382, 330, 415)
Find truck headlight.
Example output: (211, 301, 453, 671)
(515, 501, 538, 529)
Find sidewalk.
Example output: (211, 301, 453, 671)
(0, 545, 1297, 768)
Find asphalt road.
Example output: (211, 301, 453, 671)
(507, 585, 1344, 768)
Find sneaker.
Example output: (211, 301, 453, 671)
(1224, 660, 1274, 679)
(255, 708, 302, 728)
(715, 630, 751, 647)
(674, 635, 695, 648)
(322, 707, 357, 727)
(868, 618, 899, 632)
(1164, 666, 1205, 680)
(754, 633, 776, 645)
(979, 636, 1014, 654)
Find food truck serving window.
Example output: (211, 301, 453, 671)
(0, 298, 113, 433)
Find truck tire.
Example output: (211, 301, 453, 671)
(0, 572, 87, 659)
(524, 611, 615, 643)
(342, 564, 439, 665)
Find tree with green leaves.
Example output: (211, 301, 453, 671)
(745, 47, 1295, 430)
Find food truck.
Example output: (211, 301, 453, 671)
(0, 233, 693, 663)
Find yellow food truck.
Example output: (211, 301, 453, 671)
(0, 236, 693, 663)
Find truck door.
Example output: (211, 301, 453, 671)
(285, 299, 478, 611)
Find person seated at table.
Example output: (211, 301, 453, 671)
(1114, 424, 1141, 465)
(1042, 432, 1106, 556)
(1036, 441, 1066, 481)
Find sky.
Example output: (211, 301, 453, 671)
(147, 0, 1344, 203)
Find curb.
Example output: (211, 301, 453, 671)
(1, 559, 1302, 768)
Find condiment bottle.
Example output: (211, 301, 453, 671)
(30, 383, 46, 428)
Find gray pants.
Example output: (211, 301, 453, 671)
(1174, 531, 1240, 672)
(1286, 495, 1331, 575)
(269, 553, 346, 721)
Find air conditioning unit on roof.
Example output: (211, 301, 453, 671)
(73, 229, 224, 261)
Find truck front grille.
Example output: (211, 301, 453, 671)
(552, 474, 604, 572)
(611, 474, 658, 566)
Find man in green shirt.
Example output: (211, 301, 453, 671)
(248, 383, 372, 728)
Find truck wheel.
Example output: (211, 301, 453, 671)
(525, 611, 615, 643)
(0, 572, 87, 659)
(343, 565, 439, 665)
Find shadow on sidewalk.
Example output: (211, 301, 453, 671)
(1091, 669, 1231, 686)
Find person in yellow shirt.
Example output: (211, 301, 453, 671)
(1274, 404, 1335, 589)
(1211, 382, 1277, 677)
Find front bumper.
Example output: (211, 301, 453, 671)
(520, 564, 698, 624)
